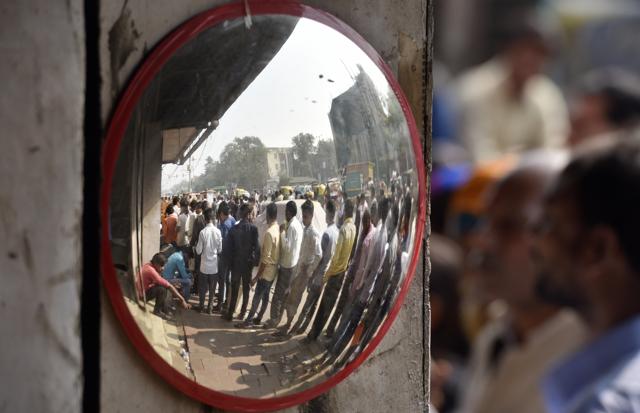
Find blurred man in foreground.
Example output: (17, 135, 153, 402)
(458, 158, 586, 413)
(535, 135, 640, 413)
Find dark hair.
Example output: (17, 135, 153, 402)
(239, 203, 253, 219)
(172, 195, 179, 205)
(301, 199, 314, 214)
(165, 205, 174, 215)
(286, 200, 297, 217)
(179, 198, 188, 208)
(343, 198, 355, 218)
(548, 137, 640, 274)
(203, 208, 214, 223)
(151, 253, 166, 267)
(218, 201, 229, 216)
(266, 202, 278, 221)
(378, 197, 391, 223)
(189, 199, 198, 210)
(325, 199, 336, 217)
(579, 68, 640, 127)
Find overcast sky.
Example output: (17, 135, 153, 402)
(161, 16, 391, 191)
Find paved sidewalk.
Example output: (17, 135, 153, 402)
(177, 292, 333, 398)
(125, 297, 194, 379)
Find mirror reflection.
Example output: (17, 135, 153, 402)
(110, 14, 419, 397)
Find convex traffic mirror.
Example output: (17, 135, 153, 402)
(101, 2, 425, 411)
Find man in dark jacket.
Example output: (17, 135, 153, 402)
(223, 203, 260, 321)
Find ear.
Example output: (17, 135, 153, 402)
(582, 226, 621, 276)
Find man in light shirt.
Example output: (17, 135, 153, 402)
(264, 201, 303, 329)
(306, 199, 356, 341)
(236, 202, 280, 328)
(176, 198, 190, 250)
(194, 208, 222, 314)
(291, 200, 339, 335)
(457, 161, 586, 413)
(275, 200, 322, 336)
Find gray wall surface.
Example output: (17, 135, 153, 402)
(0, 1, 85, 412)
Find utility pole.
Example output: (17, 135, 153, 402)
(188, 156, 192, 193)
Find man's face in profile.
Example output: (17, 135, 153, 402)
(532, 198, 588, 309)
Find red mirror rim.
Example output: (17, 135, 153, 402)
(100, 1, 426, 411)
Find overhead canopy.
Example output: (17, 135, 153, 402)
(149, 15, 300, 164)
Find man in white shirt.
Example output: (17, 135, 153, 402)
(264, 201, 303, 328)
(176, 198, 190, 249)
(194, 208, 222, 314)
(275, 200, 322, 336)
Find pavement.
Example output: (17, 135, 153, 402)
(124, 297, 194, 379)
(177, 289, 335, 398)
(127, 288, 335, 398)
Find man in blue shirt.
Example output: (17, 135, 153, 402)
(162, 249, 193, 302)
(217, 201, 236, 312)
(534, 136, 640, 413)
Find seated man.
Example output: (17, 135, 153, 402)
(141, 253, 190, 319)
(162, 249, 193, 301)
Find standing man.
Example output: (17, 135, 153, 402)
(189, 201, 207, 295)
(162, 205, 178, 247)
(291, 200, 339, 335)
(176, 198, 190, 253)
(237, 203, 280, 327)
(306, 199, 356, 342)
(264, 201, 303, 329)
(534, 137, 640, 413)
(223, 203, 260, 321)
(142, 253, 190, 319)
(217, 201, 236, 312)
(276, 200, 322, 336)
(194, 208, 222, 314)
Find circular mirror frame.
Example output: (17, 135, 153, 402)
(101, 1, 426, 411)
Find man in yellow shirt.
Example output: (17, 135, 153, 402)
(306, 199, 356, 341)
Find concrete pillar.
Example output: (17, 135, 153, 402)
(0, 1, 85, 412)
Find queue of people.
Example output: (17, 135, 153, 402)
(144, 180, 416, 368)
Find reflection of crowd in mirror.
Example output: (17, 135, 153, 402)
(147, 177, 416, 366)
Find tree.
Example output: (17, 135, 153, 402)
(315, 139, 338, 181)
(290, 133, 316, 177)
(217, 136, 268, 190)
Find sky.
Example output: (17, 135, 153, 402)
(161, 16, 392, 191)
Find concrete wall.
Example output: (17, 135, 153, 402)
(0, 1, 85, 412)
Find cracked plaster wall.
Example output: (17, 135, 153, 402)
(99, 1, 428, 412)
(0, 1, 85, 412)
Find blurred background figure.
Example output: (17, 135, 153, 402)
(453, 15, 568, 163)
(567, 68, 640, 147)
(429, 234, 469, 413)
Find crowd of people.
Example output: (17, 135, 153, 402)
(428, 10, 640, 413)
(141, 179, 416, 371)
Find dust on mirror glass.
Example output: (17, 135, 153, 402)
(109, 14, 419, 398)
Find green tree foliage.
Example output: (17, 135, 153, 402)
(290, 133, 316, 177)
